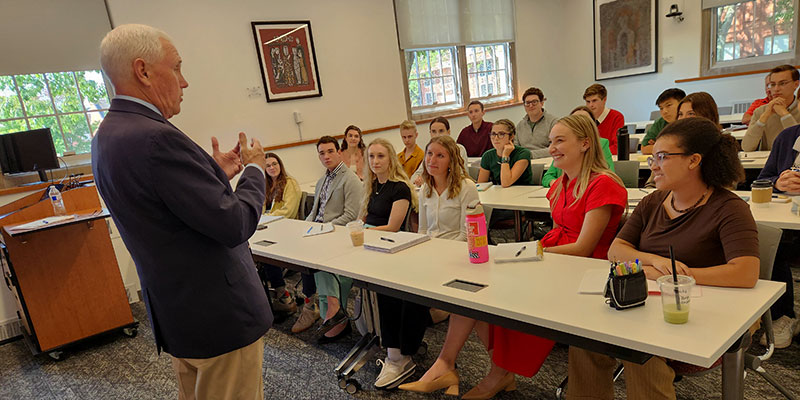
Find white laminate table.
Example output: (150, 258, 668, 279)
(629, 113, 746, 131)
(249, 218, 784, 399)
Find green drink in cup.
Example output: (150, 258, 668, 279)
(657, 275, 695, 324)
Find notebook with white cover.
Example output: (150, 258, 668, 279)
(493, 241, 543, 263)
(363, 231, 430, 253)
(7, 215, 76, 232)
(303, 223, 334, 237)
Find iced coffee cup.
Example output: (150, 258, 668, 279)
(347, 221, 364, 246)
(657, 275, 695, 324)
(751, 179, 773, 206)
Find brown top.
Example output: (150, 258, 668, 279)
(618, 189, 759, 268)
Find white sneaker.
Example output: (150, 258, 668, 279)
(761, 316, 800, 349)
(374, 356, 416, 389)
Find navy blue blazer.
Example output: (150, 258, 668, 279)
(91, 99, 272, 358)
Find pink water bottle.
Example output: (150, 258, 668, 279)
(466, 200, 489, 263)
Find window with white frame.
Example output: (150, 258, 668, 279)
(395, 0, 516, 117)
(0, 70, 110, 156)
(465, 43, 512, 101)
(702, 0, 799, 75)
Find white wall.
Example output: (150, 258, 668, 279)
(558, 0, 767, 122)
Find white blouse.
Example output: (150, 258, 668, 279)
(418, 177, 479, 242)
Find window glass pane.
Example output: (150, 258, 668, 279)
(498, 70, 508, 94)
(418, 51, 430, 78)
(1, 76, 24, 120)
(29, 116, 65, 156)
(409, 80, 420, 107)
(468, 73, 478, 99)
(0, 119, 28, 134)
(59, 113, 91, 153)
(46, 72, 83, 113)
(478, 72, 487, 97)
(485, 46, 494, 71)
(476, 47, 485, 71)
(76, 70, 110, 110)
(495, 44, 507, 70)
(87, 111, 106, 136)
(466, 47, 476, 73)
(422, 79, 433, 106)
(441, 49, 453, 77)
(444, 77, 455, 103)
(431, 50, 442, 77)
(17, 74, 54, 116)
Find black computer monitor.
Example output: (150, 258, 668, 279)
(0, 128, 60, 182)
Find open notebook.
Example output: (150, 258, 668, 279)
(303, 223, 334, 237)
(364, 231, 430, 253)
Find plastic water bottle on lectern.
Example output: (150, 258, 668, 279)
(49, 186, 66, 216)
(465, 200, 489, 263)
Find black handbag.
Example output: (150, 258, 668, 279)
(604, 270, 648, 310)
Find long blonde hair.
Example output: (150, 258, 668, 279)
(548, 114, 623, 207)
(421, 135, 471, 199)
(360, 138, 418, 217)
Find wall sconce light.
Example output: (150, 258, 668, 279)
(666, 4, 684, 22)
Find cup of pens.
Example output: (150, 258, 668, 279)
(657, 275, 695, 324)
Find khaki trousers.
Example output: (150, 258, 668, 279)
(171, 338, 264, 400)
(567, 346, 676, 400)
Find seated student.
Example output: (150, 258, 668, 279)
(542, 106, 614, 187)
(742, 74, 773, 126)
(514, 87, 558, 158)
(293, 136, 363, 336)
(569, 118, 759, 400)
(457, 100, 494, 157)
(398, 120, 424, 178)
(257, 153, 302, 315)
(584, 83, 625, 155)
(644, 92, 721, 188)
(402, 114, 626, 399)
(478, 119, 534, 187)
(756, 125, 800, 348)
(340, 125, 366, 179)
(641, 88, 686, 154)
(744, 64, 800, 151)
(350, 138, 423, 388)
(412, 117, 468, 185)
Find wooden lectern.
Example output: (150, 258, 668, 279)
(0, 185, 136, 359)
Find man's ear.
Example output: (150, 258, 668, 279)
(132, 58, 150, 85)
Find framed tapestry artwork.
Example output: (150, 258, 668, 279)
(251, 20, 322, 102)
(593, 0, 658, 80)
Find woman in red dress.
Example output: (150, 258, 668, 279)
(400, 113, 627, 399)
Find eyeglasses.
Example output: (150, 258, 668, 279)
(490, 132, 509, 139)
(647, 152, 691, 167)
(767, 80, 796, 89)
(524, 100, 541, 107)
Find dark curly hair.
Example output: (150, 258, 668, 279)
(657, 117, 744, 189)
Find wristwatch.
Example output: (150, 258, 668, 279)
(500, 156, 510, 164)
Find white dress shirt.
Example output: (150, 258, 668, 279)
(417, 177, 480, 242)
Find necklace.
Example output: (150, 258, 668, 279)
(374, 181, 386, 195)
(670, 188, 708, 214)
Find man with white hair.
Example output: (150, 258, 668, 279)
(91, 24, 272, 399)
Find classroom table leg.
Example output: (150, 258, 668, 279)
(721, 335, 746, 400)
(514, 210, 523, 242)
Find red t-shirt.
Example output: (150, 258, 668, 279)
(745, 97, 770, 116)
(541, 173, 628, 259)
(597, 109, 624, 155)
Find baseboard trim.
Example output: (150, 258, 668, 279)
(0, 318, 22, 343)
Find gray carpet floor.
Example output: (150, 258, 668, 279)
(0, 229, 797, 399)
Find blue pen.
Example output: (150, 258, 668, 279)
(306, 226, 313, 234)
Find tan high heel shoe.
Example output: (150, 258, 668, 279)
(397, 370, 459, 396)
(461, 372, 516, 400)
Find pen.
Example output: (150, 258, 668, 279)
(638, 188, 649, 194)
(380, 237, 395, 243)
(515, 245, 526, 257)
(306, 226, 313, 234)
